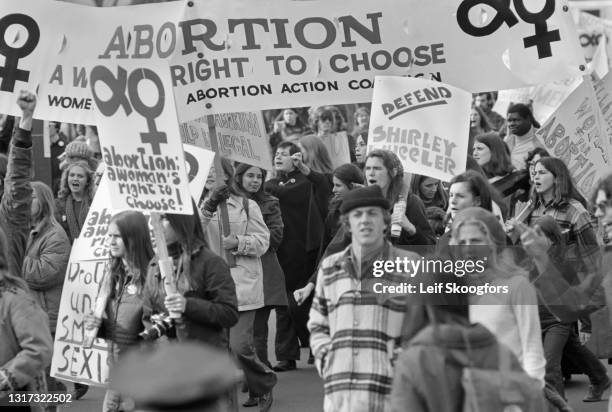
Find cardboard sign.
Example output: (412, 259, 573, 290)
(91, 60, 192, 214)
(535, 77, 610, 197)
(0, 0, 586, 121)
(367, 76, 471, 182)
(51, 258, 111, 387)
(183, 144, 215, 202)
(179, 113, 272, 171)
(593, 71, 612, 150)
(320, 131, 351, 169)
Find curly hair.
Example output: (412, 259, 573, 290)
(57, 160, 96, 200)
(365, 149, 405, 205)
(309, 105, 347, 135)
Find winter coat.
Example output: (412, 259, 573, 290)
(143, 246, 239, 349)
(255, 194, 288, 307)
(201, 194, 270, 311)
(98, 266, 147, 355)
(308, 243, 418, 412)
(395, 192, 436, 254)
(390, 323, 524, 412)
(266, 169, 331, 291)
(0, 283, 52, 394)
(22, 220, 70, 333)
(2, 127, 33, 277)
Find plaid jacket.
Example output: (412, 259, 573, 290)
(308, 243, 417, 412)
(528, 198, 601, 277)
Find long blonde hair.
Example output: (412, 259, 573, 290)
(299, 135, 334, 174)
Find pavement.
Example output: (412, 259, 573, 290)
(55, 310, 612, 412)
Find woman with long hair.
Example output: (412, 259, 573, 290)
(363, 149, 435, 251)
(200, 162, 276, 410)
(297, 135, 334, 175)
(354, 131, 368, 166)
(468, 105, 493, 153)
(473, 132, 530, 217)
(450, 207, 546, 386)
(1, 227, 53, 412)
(143, 204, 239, 346)
(527, 157, 599, 279)
(84, 211, 154, 412)
(22, 181, 70, 395)
(233, 163, 288, 406)
(409, 174, 448, 211)
(55, 160, 96, 243)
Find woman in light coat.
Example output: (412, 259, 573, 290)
(199, 158, 276, 410)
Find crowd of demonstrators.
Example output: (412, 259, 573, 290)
(6, 89, 612, 412)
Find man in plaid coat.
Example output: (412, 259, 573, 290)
(308, 185, 419, 412)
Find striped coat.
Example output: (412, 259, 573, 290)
(308, 244, 417, 412)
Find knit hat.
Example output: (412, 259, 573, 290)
(340, 185, 390, 214)
(333, 163, 364, 187)
(451, 207, 506, 249)
(60, 140, 98, 171)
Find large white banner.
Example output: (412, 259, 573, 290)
(367, 76, 472, 182)
(0, 0, 586, 122)
(535, 77, 611, 197)
(91, 60, 192, 214)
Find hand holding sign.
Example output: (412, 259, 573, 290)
(164, 293, 186, 314)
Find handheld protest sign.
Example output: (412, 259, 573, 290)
(90, 60, 192, 215)
(149, 212, 182, 319)
(208, 114, 236, 267)
(367, 76, 472, 182)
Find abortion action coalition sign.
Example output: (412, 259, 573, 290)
(0, 0, 585, 122)
(367, 76, 471, 182)
(90, 60, 192, 214)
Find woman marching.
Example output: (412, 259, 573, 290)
(233, 162, 289, 405)
(199, 160, 277, 411)
(84, 211, 154, 412)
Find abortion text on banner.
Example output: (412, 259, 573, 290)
(0, 0, 63, 117)
(90, 60, 192, 215)
(0, 0, 585, 121)
(51, 258, 111, 387)
(320, 132, 351, 169)
(170, 0, 584, 117)
(535, 78, 610, 197)
(179, 113, 272, 171)
(366, 76, 472, 182)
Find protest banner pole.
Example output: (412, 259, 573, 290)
(150, 212, 182, 319)
(82, 262, 111, 348)
(207, 114, 236, 267)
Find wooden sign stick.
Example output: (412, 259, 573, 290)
(207, 114, 236, 267)
(150, 212, 182, 319)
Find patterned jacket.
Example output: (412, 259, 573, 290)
(308, 243, 418, 412)
(528, 198, 601, 277)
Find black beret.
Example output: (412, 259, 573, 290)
(340, 185, 390, 214)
